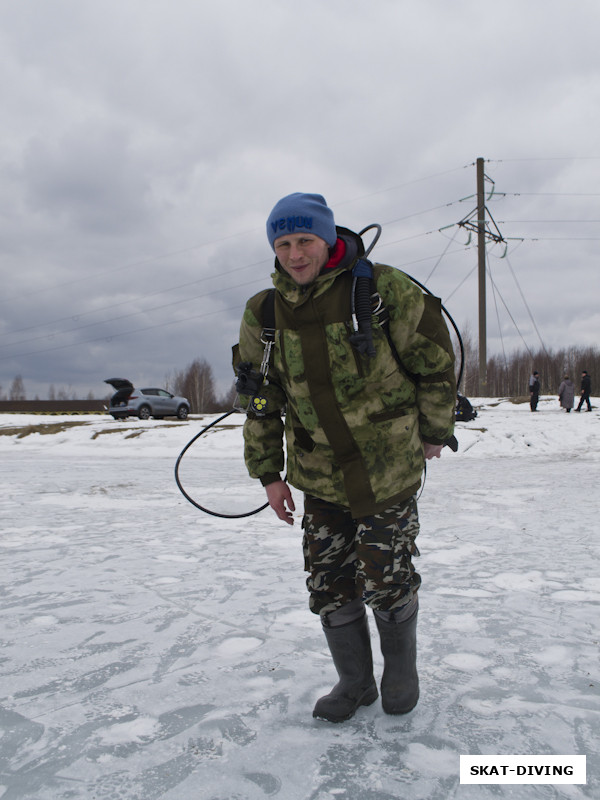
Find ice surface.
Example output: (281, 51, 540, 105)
(1, 398, 599, 799)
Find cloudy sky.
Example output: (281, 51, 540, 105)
(1, 0, 599, 401)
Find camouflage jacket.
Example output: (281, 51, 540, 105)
(234, 227, 456, 518)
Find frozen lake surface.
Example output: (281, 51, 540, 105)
(1, 397, 599, 799)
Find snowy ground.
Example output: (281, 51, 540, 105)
(1, 397, 599, 800)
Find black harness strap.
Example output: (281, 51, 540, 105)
(261, 289, 276, 343)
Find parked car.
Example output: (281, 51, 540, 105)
(105, 378, 190, 420)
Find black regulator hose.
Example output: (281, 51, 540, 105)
(174, 409, 269, 518)
(358, 224, 382, 257)
(352, 273, 377, 357)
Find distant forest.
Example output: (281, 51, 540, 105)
(2, 345, 598, 413)
(0, 361, 236, 414)
(456, 329, 598, 399)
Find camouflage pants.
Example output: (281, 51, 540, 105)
(302, 494, 421, 617)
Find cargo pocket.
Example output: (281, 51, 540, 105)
(356, 497, 421, 597)
(386, 530, 420, 586)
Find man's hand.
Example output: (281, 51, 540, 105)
(424, 442, 443, 460)
(265, 480, 296, 525)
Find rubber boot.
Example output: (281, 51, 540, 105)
(374, 599, 419, 715)
(312, 607, 378, 723)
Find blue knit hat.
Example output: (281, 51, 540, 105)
(266, 192, 337, 250)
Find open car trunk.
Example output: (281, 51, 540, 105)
(105, 378, 134, 407)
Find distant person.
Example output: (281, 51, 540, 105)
(558, 375, 575, 412)
(529, 370, 540, 412)
(575, 370, 592, 412)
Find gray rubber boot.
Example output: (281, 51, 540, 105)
(313, 603, 378, 723)
(373, 599, 419, 715)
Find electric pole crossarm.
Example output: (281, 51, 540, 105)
(457, 207, 505, 243)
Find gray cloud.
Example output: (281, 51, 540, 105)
(1, 0, 599, 400)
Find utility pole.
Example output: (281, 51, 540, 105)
(458, 158, 505, 397)
(476, 157, 487, 395)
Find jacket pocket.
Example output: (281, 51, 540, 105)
(293, 425, 316, 453)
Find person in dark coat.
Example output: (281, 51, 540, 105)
(575, 370, 592, 412)
(558, 375, 575, 412)
(529, 371, 540, 412)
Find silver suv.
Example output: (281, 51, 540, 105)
(105, 378, 190, 420)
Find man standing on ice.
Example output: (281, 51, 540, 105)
(234, 193, 456, 722)
(529, 370, 541, 412)
(575, 369, 592, 412)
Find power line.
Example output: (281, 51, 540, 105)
(424, 227, 462, 284)
(489, 157, 600, 162)
(0, 276, 270, 352)
(4, 179, 596, 324)
(487, 251, 509, 371)
(3, 158, 599, 373)
(2, 196, 475, 341)
(0, 229, 263, 306)
(0, 242, 476, 363)
(506, 236, 600, 241)
(381, 196, 473, 227)
(503, 254, 549, 356)
(485, 267, 534, 360)
(0, 303, 246, 363)
(3, 257, 271, 338)
(495, 192, 600, 197)
(498, 219, 600, 223)
(444, 265, 477, 303)
(1, 175, 474, 308)
(332, 163, 472, 207)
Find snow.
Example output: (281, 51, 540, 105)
(1, 397, 599, 799)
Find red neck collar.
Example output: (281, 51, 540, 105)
(322, 237, 346, 269)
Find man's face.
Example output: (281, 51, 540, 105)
(273, 233, 330, 285)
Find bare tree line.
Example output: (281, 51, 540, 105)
(3, 339, 597, 410)
(167, 358, 236, 414)
(455, 326, 599, 398)
(0, 363, 236, 412)
(0, 376, 99, 402)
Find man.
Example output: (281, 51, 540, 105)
(234, 193, 456, 723)
(529, 370, 540, 412)
(575, 370, 592, 412)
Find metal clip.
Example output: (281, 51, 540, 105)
(260, 339, 273, 379)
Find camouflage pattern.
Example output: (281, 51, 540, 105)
(235, 227, 456, 517)
(302, 494, 421, 617)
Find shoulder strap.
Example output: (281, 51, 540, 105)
(261, 289, 276, 343)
